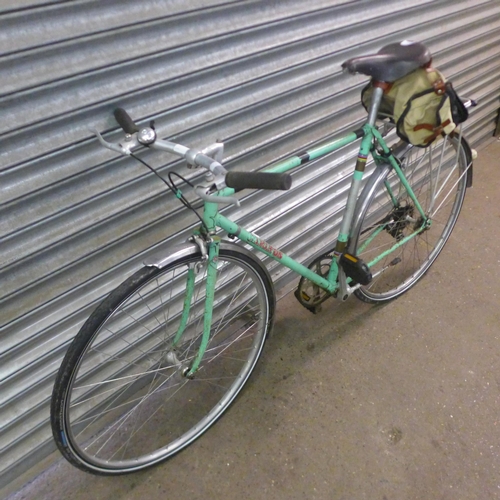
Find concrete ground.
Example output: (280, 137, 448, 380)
(6, 139, 500, 500)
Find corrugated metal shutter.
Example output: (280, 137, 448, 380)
(1, 0, 499, 491)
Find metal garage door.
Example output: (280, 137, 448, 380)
(1, 0, 499, 492)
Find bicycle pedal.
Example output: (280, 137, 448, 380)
(339, 253, 372, 285)
(293, 289, 322, 314)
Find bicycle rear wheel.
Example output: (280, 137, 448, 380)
(51, 246, 274, 474)
(352, 134, 471, 303)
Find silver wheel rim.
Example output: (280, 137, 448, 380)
(355, 136, 468, 301)
(63, 253, 269, 472)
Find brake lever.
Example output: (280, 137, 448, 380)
(90, 127, 132, 155)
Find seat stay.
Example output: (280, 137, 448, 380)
(371, 128, 427, 220)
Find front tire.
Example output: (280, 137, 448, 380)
(51, 247, 274, 474)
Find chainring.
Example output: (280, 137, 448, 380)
(294, 253, 334, 313)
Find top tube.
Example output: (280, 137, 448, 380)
(217, 128, 365, 198)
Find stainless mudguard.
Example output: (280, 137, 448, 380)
(143, 239, 273, 285)
(143, 241, 200, 269)
(347, 162, 391, 254)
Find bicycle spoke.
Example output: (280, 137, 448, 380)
(354, 135, 467, 302)
(55, 250, 271, 471)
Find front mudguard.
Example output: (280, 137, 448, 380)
(143, 238, 268, 274)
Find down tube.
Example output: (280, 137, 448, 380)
(216, 213, 338, 295)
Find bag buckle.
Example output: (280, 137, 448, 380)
(433, 79, 446, 95)
(414, 119, 452, 144)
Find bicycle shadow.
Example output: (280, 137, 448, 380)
(11, 293, 388, 500)
(250, 291, 385, 385)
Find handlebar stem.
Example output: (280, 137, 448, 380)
(194, 186, 240, 207)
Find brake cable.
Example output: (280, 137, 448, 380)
(129, 152, 209, 233)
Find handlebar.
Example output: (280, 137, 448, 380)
(114, 108, 139, 134)
(226, 171, 292, 191)
(463, 98, 477, 109)
(105, 107, 293, 193)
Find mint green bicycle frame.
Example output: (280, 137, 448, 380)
(182, 120, 428, 375)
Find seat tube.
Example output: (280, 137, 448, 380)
(334, 131, 373, 255)
(334, 83, 385, 256)
(366, 85, 385, 126)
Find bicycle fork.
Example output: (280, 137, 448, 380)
(171, 234, 220, 378)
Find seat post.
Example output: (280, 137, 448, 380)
(366, 84, 385, 126)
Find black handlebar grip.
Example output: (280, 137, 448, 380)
(113, 108, 139, 134)
(225, 171, 292, 191)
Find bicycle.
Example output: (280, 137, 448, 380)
(51, 41, 476, 475)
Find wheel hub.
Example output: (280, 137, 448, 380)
(164, 349, 193, 378)
(385, 203, 415, 240)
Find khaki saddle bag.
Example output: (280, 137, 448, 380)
(361, 67, 469, 147)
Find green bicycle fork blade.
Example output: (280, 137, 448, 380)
(187, 239, 220, 376)
(172, 266, 196, 347)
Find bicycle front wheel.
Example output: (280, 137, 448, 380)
(352, 135, 471, 303)
(51, 246, 274, 474)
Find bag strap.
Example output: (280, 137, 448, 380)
(413, 119, 452, 144)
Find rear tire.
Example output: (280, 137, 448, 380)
(352, 135, 470, 303)
(51, 247, 274, 474)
